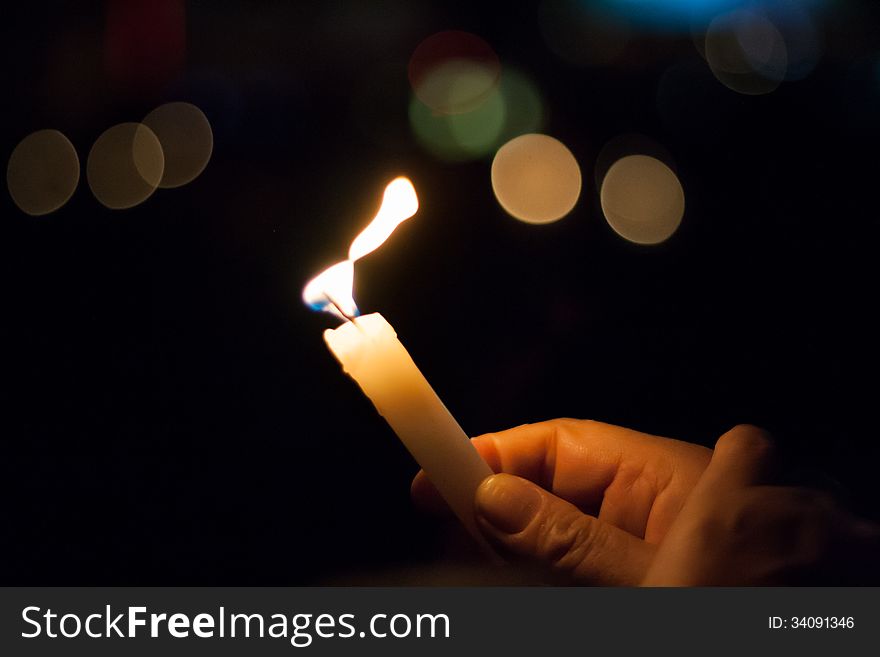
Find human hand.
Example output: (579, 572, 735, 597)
(411, 420, 880, 585)
(412, 418, 713, 585)
(641, 425, 880, 585)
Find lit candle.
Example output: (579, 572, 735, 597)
(304, 178, 493, 545)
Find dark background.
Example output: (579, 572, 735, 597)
(2, 0, 879, 584)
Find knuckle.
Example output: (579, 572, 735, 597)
(535, 417, 583, 433)
(555, 417, 588, 428)
(534, 507, 603, 575)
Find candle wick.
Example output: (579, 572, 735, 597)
(324, 292, 357, 325)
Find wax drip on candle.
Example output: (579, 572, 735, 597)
(303, 177, 419, 320)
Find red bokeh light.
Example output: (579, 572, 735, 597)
(104, 0, 186, 96)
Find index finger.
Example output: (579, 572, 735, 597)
(412, 418, 707, 513)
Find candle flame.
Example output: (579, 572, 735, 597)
(302, 259, 355, 318)
(303, 177, 419, 319)
(349, 177, 418, 260)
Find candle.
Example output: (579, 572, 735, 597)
(325, 313, 493, 542)
(304, 177, 493, 545)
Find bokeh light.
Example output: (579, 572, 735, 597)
(104, 0, 186, 96)
(539, 0, 631, 67)
(692, 2, 823, 82)
(409, 92, 496, 162)
(597, 0, 746, 31)
(163, 70, 242, 153)
(87, 123, 164, 210)
(497, 68, 545, 140)
(408, 31, 500, 115)
(7, 130, 80, 217)
(447, 89, 506, 157)
(592, 0, 829, 34)
(764, 1, 822, 81)
(705, 9, 788, 95)
(142, 102, 213, 188)
(491, 133, 581, 225)
(600, 154, 685, 245)
(594, 134, 675, 194)
(410, 67, 544, 162)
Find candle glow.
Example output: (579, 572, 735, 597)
(302, 176, 418, 319)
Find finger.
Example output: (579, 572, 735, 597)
(475, 474, 655, 585)
(413, 418, 704, 516)
(697, 424, 775, 495)
(411, 471, 445, 514)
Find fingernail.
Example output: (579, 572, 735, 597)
(476, 474, 541, 534)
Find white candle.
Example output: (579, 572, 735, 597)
(324, 312, 493, 543)
(304, 176, 493, 548)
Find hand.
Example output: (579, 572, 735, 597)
(411, 420, 880, 585)
(412, 418, 713, 585)
(642, 425, 880, 585)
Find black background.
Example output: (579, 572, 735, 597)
(3, 0, 880, 583)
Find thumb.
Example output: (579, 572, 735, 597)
(475, 474, 654, 585)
